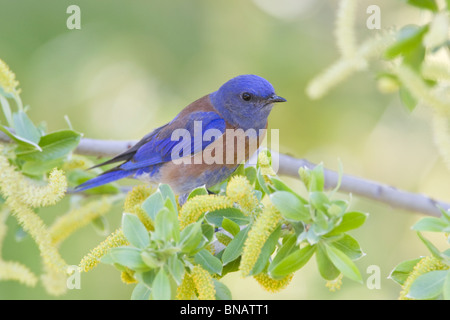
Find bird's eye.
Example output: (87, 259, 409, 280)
(241, 92, 252, 101)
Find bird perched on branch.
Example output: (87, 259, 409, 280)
(76, 74, 286, 195)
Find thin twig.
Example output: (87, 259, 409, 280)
(0, 132, 447, 217)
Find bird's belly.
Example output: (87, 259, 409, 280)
(155, 130, 265, 194)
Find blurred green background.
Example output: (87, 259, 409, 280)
(1, 0, 448, 299)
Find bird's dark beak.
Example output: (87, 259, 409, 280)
(268, 95, 287, 103)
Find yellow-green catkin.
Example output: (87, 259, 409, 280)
(49, 198, 112, 245)
(121, 268, 137, 284)
(79, 228, 129, 272)
(18, 168, 67, 208)
(0, 261, 38, 287)
(240, 204, 281, 277)
(226, 175, 259, 215)
(0, 152, 68, 273)
(6, 196, 68, 273)
(191, 265, 216, 300)
(179, 195, 233, 229)
(253, 273, 294, 293)
(124, 185, 155, 230)
(41, 265, 68, 296)
(176, 272, 196, 300)
(258, 151, 275, 176)
(326, 274, 343, 292)
(0, 58, 19, 93)
(399, 256, 449, 300)
(335, 0, 357, 59)
(0, 153, 67, 208)
(0, 219, 38, 287)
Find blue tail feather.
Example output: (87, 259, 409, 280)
(75, 169, 133, 191)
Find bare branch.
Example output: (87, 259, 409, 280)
(0, 132, 446, 217)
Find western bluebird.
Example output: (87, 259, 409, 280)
(76, 74, 286, 195)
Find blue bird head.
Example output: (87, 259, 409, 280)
(210, 75, 286, 130)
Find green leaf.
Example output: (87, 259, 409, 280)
(21, 158, 64, 176)
(250, 225, 281, 275)
(417, 232, 445, 260)
(269, 244, 316, 279)
(12, 111, 41, 144)
(270, 191, 310, 221)
(205, 208, 250, 226)
(168, 256, 185, 285)
(154, 207, 179, 242)
(140, 251, 161, 268)
(0, 95, 13, 127)
(385, 25, 429, 59)
(256, 168, 270, 195)
(179, 222, 203, 254)
(412, 217, 449, 232)
(17, 129, 81, 162)
(269, 176, 305, 200)
(158, 184, 177, 212)
(0, 125, 42, 151)
(444, 270, 450, 300)
(389, 258, 422, 285)
(213, 279, 232, 300)
(131, 283, 151, 300)
(325, 244, 362, 283)
(309, 192, 330, 213)
(202, 223, 215, 242)
(135, 270, 156, 288)
(221, 226, 250, 265)
(186, 186, 208, 201)
(142, 191, 165, 221)
(221, 217, 240, 237)
(407, 270, 448, 300)
(270, 234, 297, 268)
(310, 163, 325, 192)
(244, 166, 257, 185)
(399, 86, 418, 111)
(406, 0, 438, 11)
(331, 234, 364, 260)
(328, 211, 368, 235)
(152, 268, 171, 300)
(107, 247, 148, 271)
(316, 243, 341, 280)
(122, 213, 150, 249)
(194, 249, 223, 275)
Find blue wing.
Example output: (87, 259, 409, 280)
(120, 111, 226, 169)
(76, 111, 226, 191)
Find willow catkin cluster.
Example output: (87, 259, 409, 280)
(176, 272, 196, 300)
(240, 204, 281, 277)
(253, 272, 294, 293)
(258, 151, 275, 176)
(0, 152, 68, 273)
(124, 185, 155, 230)
(120, 268, 137, 284)
(49, 198, 112, 245)
(226, 175, 259, 215)
(335, 0, 357, 59)
(190, 265, 216, 300)
(179, 195, 233, 229)
(0, 58, 19, 93)
(79, 228, 129, 272)
(0, 261, 38, 287)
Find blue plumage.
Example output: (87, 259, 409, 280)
(76, 74, 286, 194)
